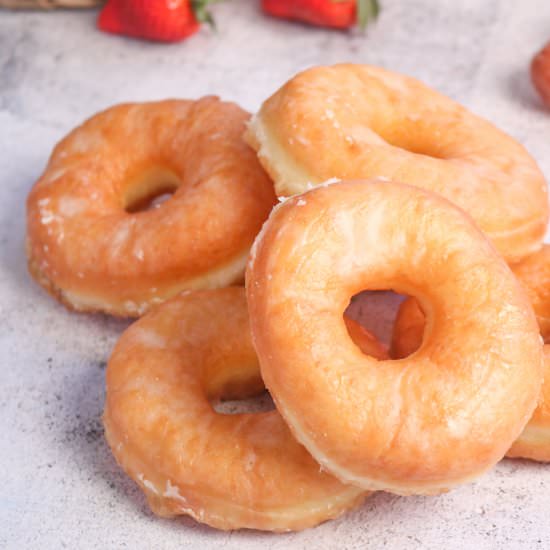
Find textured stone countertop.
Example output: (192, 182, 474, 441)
(2, 1, 550, 548)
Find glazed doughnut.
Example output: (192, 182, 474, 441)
(510, 244, 550, 342)
(507, 346, 550, 462)
(247, 179, 543, 494)
(393, 297, 550, 462)
(103, 287, 367, 532)
(26, 98, 276, 317)
(392, 246, 550, 462)
(245, 64, 548, 262)
(392, 246, 550, 356)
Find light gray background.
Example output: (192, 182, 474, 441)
(2, 1, 550, 548)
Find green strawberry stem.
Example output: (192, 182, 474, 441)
(333, 0, 380, 30)
(356, 0, 380, 30)
(191, 0, 223, 29)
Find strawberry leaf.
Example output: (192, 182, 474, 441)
(191, 0, 223, 29)
(356, 0, 380, 30)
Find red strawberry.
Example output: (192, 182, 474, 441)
(532, 41, 550, 108)
(98, 0, 217, 43)
(262, 0, 379, 30)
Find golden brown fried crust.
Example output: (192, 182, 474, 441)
(247, 180, 543, 493)
(246, 64, 548, 262)
(104, 287, 367, 531)
(26, 98, 276, 317)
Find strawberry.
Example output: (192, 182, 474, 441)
(532, 41, 550, 108)
(262, 0, 379, 30)
(98, 0, 218, 43)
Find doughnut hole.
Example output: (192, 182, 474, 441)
(390, 297, 427, 359)
(245, 181, 545, 493)
(124, 166, 180, 213)
(204, 357, 275, 415)
(344, 290, 410, 358)
(377, 121, 450, 159)
(213, 393, 275, 415)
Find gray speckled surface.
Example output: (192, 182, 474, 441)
(1, 1, 550, 548)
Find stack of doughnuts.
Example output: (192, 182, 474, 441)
(26, 64, 550, 532)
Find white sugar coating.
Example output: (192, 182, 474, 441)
(134, 249, 144, 261)
(318, 177, 342, 187)
(164, 480, 187, 503)
(57, 196, 86, 218)
(143, 479, 159, 494)
(38, 205, 58, 225)
(291, 177, 352, 222)
(295, 134, 311, 146)
(124, 300, 138, 313)
(278, 196, 288, 202)
(137, 474, 160, 496)
(132, 327, 166, 349)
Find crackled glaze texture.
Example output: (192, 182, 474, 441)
(393, 245, 550, 462)
(26, 98, 276, 316)
(511, 245, 550, 341)
(104, 287, 367, 531)
(245, 64, 548, 262)
(247, 180, 543, 494)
